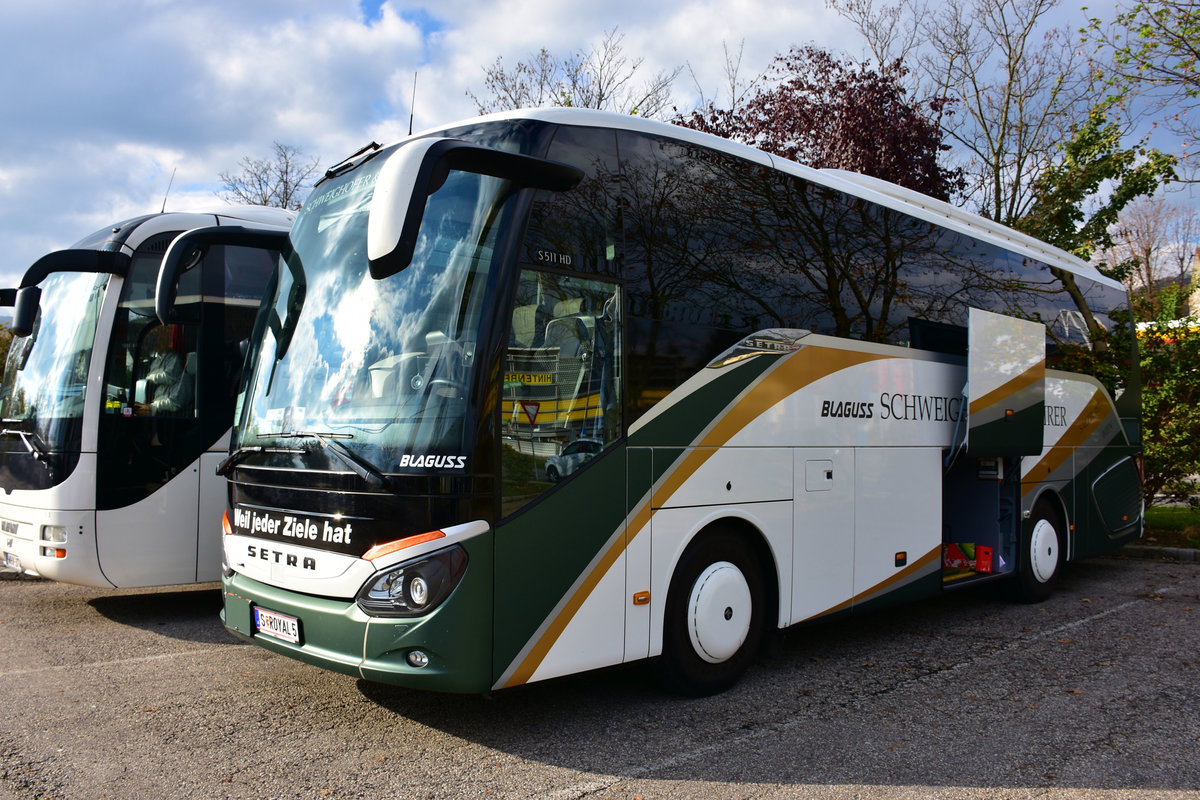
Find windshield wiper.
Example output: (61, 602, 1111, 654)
(0, 427, 55, 468)
(258, 431, 394, 491)
(216, 445, 305, 476)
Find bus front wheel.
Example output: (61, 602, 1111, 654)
(655, 530, 765, 696)
(1012, 499, 1063, 603)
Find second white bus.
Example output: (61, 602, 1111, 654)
(0, 207, 293, 588)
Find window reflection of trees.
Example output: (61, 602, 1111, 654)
(502, 122, 1136, 512)
(610, 133, 1131, 406)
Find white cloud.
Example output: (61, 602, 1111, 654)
(4, 0, 1124, 290)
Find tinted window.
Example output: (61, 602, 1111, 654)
(614, 131, 1133, 420)
(97, 236, 277, 509)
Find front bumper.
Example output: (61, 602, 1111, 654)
(221, 555, 493, 693)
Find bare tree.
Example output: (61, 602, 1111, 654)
(1099, 196, 1199, 315)
(219, 142, 320, 211)
(829, 0, 1109, 223)
(1166, 205, 1200, 286)
(468, 28, 682, 118)
(1108, 196, 1177, 293)
(824, 0, 927, 69)
(683, 40, 769, 112)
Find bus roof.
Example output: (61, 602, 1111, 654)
(415, 107, 1124, 294)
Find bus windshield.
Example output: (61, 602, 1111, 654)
(236, 144, 520, 474)
(0, 271, 108, 456)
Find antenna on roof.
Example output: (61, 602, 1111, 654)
(161, 167, 177, 213)
(409, 72, 417, 136)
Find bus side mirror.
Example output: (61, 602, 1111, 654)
(7, 248, 130, 337)
(367, 138, 583, 281)
(157, 226, 291, 324)
(11, 286, 42, 338)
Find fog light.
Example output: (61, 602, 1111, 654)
(41, 547, 66, 559)
(407, 650, 429, 668)
(42, 525, 68, 544)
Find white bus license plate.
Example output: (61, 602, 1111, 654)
(3, 552, 19, 571)
(253, 607, 300, 644)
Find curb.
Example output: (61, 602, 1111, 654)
(1117, 544, 1200, 562)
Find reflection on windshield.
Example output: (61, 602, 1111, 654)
(0, 271, 107, 451)
(237, 147, 518, 474)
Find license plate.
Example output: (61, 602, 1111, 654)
(3, 552, 19, 571)
(253, 606, 301, 644)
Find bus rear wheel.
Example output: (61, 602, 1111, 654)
(655, 530, 765, 696)
(1012, 499, 1063, 603)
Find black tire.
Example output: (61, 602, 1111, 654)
(546, 465, 560, 482)
(1012, 499, 1064, 603)
(655, 529, 766, 696)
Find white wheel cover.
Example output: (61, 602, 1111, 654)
(1030, 518, 1059, 583)
(687, 561, 752, 664)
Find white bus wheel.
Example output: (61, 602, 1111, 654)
(687, 561, 753, 663)
(1012, 500, 1063, 603)
(655, 529, 766, 696)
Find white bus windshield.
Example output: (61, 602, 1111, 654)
(0, 271, 107, 453)
(236, 144, 520, 474)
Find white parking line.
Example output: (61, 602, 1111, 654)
(0, 648, 227, 679)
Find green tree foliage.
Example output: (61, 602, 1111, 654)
(1086, 0, 1200, 167)
(674, 47, 963, 200)
(1138, 305, 1200, 507)
(0, 324, 11, 372)
(1013, 100, 1178, 505)
(1014, 102, 1177, 270)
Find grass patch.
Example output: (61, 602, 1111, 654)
(1144, 505, 1200, 549)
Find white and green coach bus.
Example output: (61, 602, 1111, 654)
(0, 207, 293, 588)
(172, 108, 1142, 695)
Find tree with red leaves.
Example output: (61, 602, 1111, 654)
(676, 46, 962, 201)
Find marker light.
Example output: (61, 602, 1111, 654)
(356, 545, 467, 618)
(222, 510, 234, 536)
(362, 530, 445, 561)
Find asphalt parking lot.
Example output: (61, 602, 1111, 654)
(1, 553, 1198, 800)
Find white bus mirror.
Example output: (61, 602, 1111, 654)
(367, 138, 583, 281)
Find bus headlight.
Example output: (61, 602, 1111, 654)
(42, 525, 68, 544)
(356, 545, 467, 617)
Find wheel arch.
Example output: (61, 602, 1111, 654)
(1025, 486, 1071, 561)
(651, 510, 784, 658)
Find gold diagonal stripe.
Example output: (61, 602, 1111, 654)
(797, 544, 943, 622)
(1021, 389, 1115, 498)
(501, 346, 892, 688)
(968, 361, 1044, 416)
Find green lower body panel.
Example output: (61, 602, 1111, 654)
(222, 567, 493, 693)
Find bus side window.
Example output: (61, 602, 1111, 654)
(501, 270, 622, 517)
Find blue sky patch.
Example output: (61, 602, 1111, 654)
(359, 0, 385, 25)
(399, 8, 444, 37)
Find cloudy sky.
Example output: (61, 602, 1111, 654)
(0, 0, 1155, 289)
